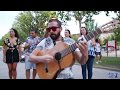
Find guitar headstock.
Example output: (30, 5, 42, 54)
(99, 19, 120, 33)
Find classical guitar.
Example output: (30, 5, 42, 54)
(36, 19, 120, 79)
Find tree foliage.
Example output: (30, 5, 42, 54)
(12, 11, 57, 42)
(0, 11, 57, 45)
(57, 11, 101, 35)
(0, 33, 9, 46)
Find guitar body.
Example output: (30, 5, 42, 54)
(36, 42, 75, 79)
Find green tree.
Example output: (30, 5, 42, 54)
(0, 33, 9, 46)
(56, 11, 72, 26)
(0, 11, 57, 45)
(57, 11, 100, 33)
(71, 34, 79, 41)
(12, 11, 34, 42)
(114, 12, 120, 42)
(0, 39, 3, 46)
(114, 28, 120, 41)
(12, 11, 57, 42)
(84, 15, 98, 32)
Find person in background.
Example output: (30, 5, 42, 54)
(80, 27, 96, 79)
(24, 28, 42, 79)
(64, 29, 75, 72)
(3, 28, 22, 79)
(95, 38, 102, 64)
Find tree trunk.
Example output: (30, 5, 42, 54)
(78, 18, 82, 36)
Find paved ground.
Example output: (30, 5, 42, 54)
(0, 50, 120, 79)
(0, 61, 120, 79)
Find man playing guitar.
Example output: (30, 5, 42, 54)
(29, 18, 88, 79)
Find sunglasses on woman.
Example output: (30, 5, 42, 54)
(46, 27, 59, 32)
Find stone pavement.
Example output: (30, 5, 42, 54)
(0, 61, 120, 79)
(0, 50, 120, 79)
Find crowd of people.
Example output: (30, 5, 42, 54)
(2, 18, 102, 79)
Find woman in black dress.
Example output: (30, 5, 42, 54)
(3, 28, 21, 79)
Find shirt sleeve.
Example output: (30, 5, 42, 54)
(25, 37, 29, 44)
(36, 38, 45, 50)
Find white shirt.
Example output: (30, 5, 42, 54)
(95, 43, 101, 52)
(88, 40, 96, 56)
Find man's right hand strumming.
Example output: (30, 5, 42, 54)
(41, 54, 54, 63)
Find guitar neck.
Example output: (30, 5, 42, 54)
(85, 28, 102, 41)
(59, 28, 102, 58)
(60, 43, 77, 58)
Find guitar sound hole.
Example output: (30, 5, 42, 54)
(45, 68, 48, 73)
(55, 52, 61, 61)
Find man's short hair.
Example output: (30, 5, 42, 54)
(81, 27, 88, 35)
(48, 18, 62, 27)
(30, 28, 38, 33)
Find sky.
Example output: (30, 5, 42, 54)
(0, 11, 117, 39)
(0, 11, 20, 39)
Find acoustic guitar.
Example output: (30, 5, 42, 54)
(36, 19, 120, 79)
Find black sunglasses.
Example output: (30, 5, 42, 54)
(46, 27, 60, 32)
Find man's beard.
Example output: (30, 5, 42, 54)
(50, 32, 60, 41)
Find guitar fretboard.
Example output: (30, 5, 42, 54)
(60, 28, 102, 58)
(85, 28, 102, 41)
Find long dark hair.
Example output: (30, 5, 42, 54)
(30, 27, 38, 34)
(65, 29, 71, 38)
(95, 38, 99, 43)
(10, 28, 19, 38)
(80, 27, 88, 35)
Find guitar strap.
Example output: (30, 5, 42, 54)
(53, 68, 65, 79)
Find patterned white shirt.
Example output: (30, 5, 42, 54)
(25, 36, 43, 54)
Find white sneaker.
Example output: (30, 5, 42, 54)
(96, 62, 99, 64)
